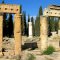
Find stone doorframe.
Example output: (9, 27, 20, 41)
(39, 5, 60, 51)
(0, 4, 22, 56)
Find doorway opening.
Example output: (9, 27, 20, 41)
(3, 13, 14, 52)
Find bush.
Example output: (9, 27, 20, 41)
(42, 46, 55, 55)
(27, 54, 36, 60)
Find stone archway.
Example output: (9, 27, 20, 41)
(39, 5, 60, 51)
(0, 4, 22, 56)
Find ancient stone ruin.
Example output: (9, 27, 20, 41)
(0, 4, 60, 60)
(0, 4, 22, 57)
(40, 5, 60, 51)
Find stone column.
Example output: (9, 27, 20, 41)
(14, 14, 22, 56)
(28, 22, 33, 38)
(0, 14, 3, 53)
(40, 16, 48, 51)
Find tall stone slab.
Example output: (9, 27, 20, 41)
(28, 22, 33, 38)
(40, 16, 48, 51)
(14, 14, 22, 56)
(0, 14, 3, 53)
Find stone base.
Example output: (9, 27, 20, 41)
(28, 36, 33, 38)
(51, 31, 57, 36)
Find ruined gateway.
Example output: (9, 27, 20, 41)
(0, 4, 22, 57)
(0, 4, 60, 60)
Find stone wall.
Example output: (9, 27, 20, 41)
(48, 31, 60, 51)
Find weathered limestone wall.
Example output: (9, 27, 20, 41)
(40, 16, 48, 51)
(14, 14, 22, 56)
(43, 5, 60, 17)
(0, 14, 3, 52)
(48, 38, 60, 50)
(48, 32, 60, 51)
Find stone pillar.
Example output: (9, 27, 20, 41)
(40, 16, 48, 51)
(14, 14, 22, 56)
(0, 14, 3, 53)
(28, 22, 33, 38)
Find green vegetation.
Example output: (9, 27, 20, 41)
(2, 0, 14, 37)
(28, 15, 30, 22)
(1, 1, 59, 37)
(35, 6, 43, 36)
(2, 0, 4, 4)
(48, 17, 59, 36)
(42, 46, 55, 55)
(27, 54, 36, 60)
(31, 17, 35, 36)
(22, 11, 28, 36)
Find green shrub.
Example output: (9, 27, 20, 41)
(27, 54, 36, 60)
(42, 46, 55, 55)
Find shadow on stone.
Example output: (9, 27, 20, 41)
(22, 42, 38, 50)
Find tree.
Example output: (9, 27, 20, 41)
(35, 16, 40, 36)
(3, 13, 7, 37)
(8, 14, 13, 37)
(48, 17, 51, 36)
(31, 17, 35, 36)
(21, 12, 24, 35)
(28, 15, 30, 22)
(55, 18, 58, 32)
(48, 17, 55, 36)
(48, 17, 58, 36)
(39, 6, 43, 16)
(35, 6, 43, 36)
(50, 17, 55, 32)
(2, 0, 4, 4)
(20, 5, 22, 14)
(22, 11, 27, 35)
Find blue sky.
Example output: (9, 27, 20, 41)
(0, 0, 60, 16)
